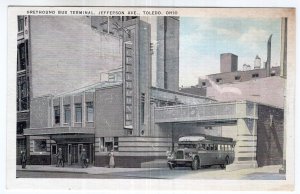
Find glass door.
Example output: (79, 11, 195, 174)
(51, 144, 57, 165)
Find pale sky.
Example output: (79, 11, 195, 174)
(179, 17, 281, 87)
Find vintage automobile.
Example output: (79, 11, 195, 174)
(167, 135, 235, 170)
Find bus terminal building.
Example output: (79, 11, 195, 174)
(20, 16, 284, 170)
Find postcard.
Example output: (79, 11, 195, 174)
(7, 6, 295, 191)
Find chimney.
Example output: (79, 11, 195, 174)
(280, 18, 287, 78)
(266, 34, 272, 77)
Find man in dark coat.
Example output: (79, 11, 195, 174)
(20, 150, 27, 169)
(80, 148, 88, 168)
(56, 148, 64, 167)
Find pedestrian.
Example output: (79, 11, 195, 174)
(56, 148, 64, 167)
(109, 150, 115, 168)
(20, 150, 27, 169)
(80, 148, 88, 168)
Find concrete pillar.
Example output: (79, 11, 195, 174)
(226, 118, 258, 171)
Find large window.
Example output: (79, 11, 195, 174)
(86, 102, 94, 122)
(64, 105, 71, 124)
(33, 139, 47, 152)
(75, 103, 82, 122)
(54, 106, 60, 124)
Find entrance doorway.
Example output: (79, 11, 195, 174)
(53, 143, 93, 166)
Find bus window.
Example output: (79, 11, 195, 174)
(202, 144, 206, 149)
(206, 144, 210, 151)
(218, 144, 221, 150)
(210, 144, 214, 150)
(214, 145, 218, 150)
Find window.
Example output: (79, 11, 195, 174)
(17, 121, 27, 134)
(18, 16, 24, 32)
(17, 75, 29, 111)
(252, 73, 259, 78)
(202, 82, 206, 87)
(235, 76, 241, 80)
(75, 103, 82, 122)
(64, 105, 71, 124)
(114, 137, 119, 151)
(86, 102, 94, 122)
(54, 106, 60, 124)
(18, 43, 26, 71)
(33, 139, 47, 152)
(216, 78, 222, 83)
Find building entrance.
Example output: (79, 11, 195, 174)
(51, 143, 93, 166)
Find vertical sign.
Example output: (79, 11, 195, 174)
(123, 24, 135, 130)
(124, 43, 134, 129)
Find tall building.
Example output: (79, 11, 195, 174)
(220, 53, 238, 73)
(146, 17, 180, 91)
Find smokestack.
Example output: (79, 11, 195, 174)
(280, 18, 287, 78)
(266, 34, 272, 77)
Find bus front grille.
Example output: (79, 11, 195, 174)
(176, 151, 184, 159)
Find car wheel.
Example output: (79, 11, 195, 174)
(191, 158, 199, 170)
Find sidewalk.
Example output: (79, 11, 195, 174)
(16, 165, 160, 175)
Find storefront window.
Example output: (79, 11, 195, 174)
(33, 140, 47, 152)
(86, 102, 94, 122)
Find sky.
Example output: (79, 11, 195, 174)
(179, 17, 281, 87)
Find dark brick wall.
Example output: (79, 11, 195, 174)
(256, 104, 284, 167)
(28, 155, 51, 165)
(95, 155, 165, 168)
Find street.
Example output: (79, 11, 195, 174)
(16, 165, 285, 180)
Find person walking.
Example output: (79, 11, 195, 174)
(56, 148, 64, 167)
(20, 150, 27, 169)
(109, 150, 115, 168)
(80, 148, 88, 168)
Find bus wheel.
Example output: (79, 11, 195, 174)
(191, 158, 199, 170)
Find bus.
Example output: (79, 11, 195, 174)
(167, 135, 235, 170)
